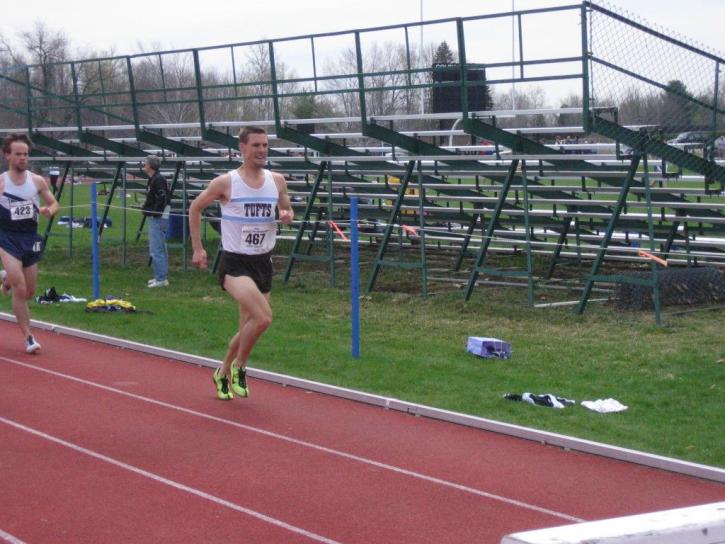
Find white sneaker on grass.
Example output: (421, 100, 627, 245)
(147, 279, 169, 288)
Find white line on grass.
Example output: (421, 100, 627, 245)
(0, 415, 340, 544)
(1, 356, 583, 523)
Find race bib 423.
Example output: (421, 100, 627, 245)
(10, 200, 35, 221)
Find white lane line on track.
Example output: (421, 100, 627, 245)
(1, 356, 583, 523)
(0, 416, 341, 544)
(0, 529, 27, 544)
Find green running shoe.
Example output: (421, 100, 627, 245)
(230, 362, 249, 397)
(212, 369, 233, 400)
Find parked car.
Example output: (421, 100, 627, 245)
(666, 131, 711, 146)
(715, 136, 725, 158)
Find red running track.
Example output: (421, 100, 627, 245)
(1, 321, 723, 543)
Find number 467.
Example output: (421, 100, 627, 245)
(245, 232, 265, 245)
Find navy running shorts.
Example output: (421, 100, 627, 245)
(217, 250, 273, 294)
(0, 230, 44, 267)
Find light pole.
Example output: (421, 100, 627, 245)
(420, 0, 425, 114)
(511, 0, 517, 111)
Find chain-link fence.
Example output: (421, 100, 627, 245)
(0, 66, 33, 130)
(587, 1, 723, 160)
(615, 266, 725, 310)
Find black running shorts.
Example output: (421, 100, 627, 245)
(0, 230, 44, 267)
(217, 250, 273, 294)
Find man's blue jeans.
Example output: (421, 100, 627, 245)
(147, 216, 169, 281)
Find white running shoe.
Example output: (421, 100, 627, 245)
(0, 270, 9, 295)
(26, 335, 41, 354)
(147, 279, 169, 288)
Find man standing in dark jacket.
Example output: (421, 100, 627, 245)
(141, 155, 170, 287)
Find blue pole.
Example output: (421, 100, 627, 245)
(350, 197, 360, 359)
(90, 182, 100, 300)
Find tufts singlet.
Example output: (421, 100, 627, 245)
(0, 171, 40, 233)
(220, 168, 278, 255)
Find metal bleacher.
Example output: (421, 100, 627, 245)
(0, 1, 722, 320)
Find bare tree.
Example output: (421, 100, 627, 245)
(321, 47, 360, 120)
(0, 36, 26, 68)
(557, 92, 583, 127)
(495, 85, 550, 128)
(323, 41, 423, 121)
(233, 42, 298, 122)
(72, 54, 130, 126)
(1, 22, 74, 126)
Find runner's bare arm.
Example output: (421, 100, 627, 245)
(272, 172, 294, 225)
(34, 174, 59, 217)
(189, 173, 231, 267)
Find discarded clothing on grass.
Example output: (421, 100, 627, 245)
(36, 286, 60, 303)
(56, 217, 85, 229)
(504, 392, 576, 409)
(581, 398, 628, 413)
(58, 294, 87, 303)
(36, 287, 87, 304)
(85, 298, 136, 313)
(57, 216, 112, 229)
(82, 216, 112, 228)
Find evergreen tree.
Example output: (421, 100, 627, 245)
(661, 79, 696, 133)
(431, 40, 492, 112)
(433, 41, 455, 65)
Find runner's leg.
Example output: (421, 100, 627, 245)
(0, 249, 33, 339)
(223, 275, 272, 369)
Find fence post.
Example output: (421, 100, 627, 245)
(351, 197, 360, 359)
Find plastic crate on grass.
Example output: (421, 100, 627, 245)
(466, 337, 511, 360)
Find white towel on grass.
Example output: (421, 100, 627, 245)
(581, 398, 628, 413)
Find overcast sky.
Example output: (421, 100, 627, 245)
(2, 0, 721, 111)
(4, 0, 722, 60)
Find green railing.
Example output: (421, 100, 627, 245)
(0, 2, 722, 316)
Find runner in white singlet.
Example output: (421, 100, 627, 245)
(189, 126, 294, 400)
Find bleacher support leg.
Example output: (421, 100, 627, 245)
(464, 160, 520, 301)
(576, 154, 641, 314)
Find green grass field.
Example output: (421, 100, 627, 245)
(2, 219, 723, 469)
(2, 182, 723, 470)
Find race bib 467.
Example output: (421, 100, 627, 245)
(240, 224, 275, 254)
